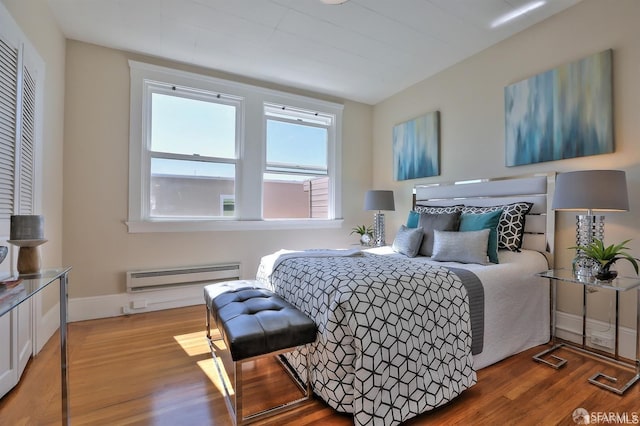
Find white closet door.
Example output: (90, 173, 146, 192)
(0, 312, 17, 397)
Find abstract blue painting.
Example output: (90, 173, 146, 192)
(393, 111, 439, 181)
(505, 49, 613, 166)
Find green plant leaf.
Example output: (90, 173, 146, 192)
(350, 224, 373, 236)
(569, 238, 639, 275)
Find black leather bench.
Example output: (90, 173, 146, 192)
(204, 280, 317, 425)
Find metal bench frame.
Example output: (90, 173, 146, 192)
(206, 303, 313, 425)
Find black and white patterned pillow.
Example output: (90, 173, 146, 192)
(461, 202, 533, 251)
(414, 204, 464, 214)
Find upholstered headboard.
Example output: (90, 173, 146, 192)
(413, 173, 555, 257)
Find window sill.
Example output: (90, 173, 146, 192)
(125, 218, 344, 233)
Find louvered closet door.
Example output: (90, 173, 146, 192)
(18, 63, 35, 214)
(0, 33, 19, 398)
(14, 58, 35, 371)
(0, 37, 18, 222)
(0, 4, 43, 398)
(13, 48, 37, 380)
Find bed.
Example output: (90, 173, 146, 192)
(255, 174, 554, 426)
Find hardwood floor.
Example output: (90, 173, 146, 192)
(0, 305, 638, 425)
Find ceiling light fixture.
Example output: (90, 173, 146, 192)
(490, 1, 546, 28)
(321, 0, 350, 4)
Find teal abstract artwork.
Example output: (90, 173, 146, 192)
(505, 49, 613, 166)
(393, 111, 440, 181)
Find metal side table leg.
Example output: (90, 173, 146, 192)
(59, 271, 70, 425)
(588, 287, 640, 394)
(534, 278, 568, 369)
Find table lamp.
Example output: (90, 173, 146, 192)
(7, 215, 47, 274)
(552, 170, 629, 275)
(364, 190, 395, 246)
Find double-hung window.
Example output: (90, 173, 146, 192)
(263, 104, 331, 219)
(146, 83, 240, 219)
(128, 61, 343, 232)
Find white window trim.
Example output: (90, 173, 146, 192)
(144, 80, 242, 220)
(126, 218, 343, 233)
(127, 61, 343, 233)
(264, 103, 331, 177)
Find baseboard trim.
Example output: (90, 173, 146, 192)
(555, 310, 637, 360)
(69, 285, 208, 322)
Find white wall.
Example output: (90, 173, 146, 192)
(62, 40, 373, 318)
(9, 0, 639, 335)
(373, 0, 640, 331)
(1, 0, 66, 335)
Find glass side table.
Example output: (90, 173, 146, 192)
(0, 267, 72, 425)
(534, 268, 640, 395)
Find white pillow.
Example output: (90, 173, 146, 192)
(431, 229, 490, 264)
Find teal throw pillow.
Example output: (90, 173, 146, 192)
(459, 210, 503, 263)
(406, 211, 420, 228)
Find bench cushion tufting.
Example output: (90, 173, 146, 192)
(206, 283, 317, 361)
(203, 279, 268, 308)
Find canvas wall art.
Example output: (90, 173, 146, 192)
(505, 49, 613, 167)
(393, 111, 440, 181)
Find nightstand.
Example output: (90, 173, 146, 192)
(534, 268, 640, 394)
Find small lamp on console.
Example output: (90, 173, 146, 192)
(7, 215, 47, 274)
(364, 190, 395, 247)
(552, 170, 629, 275)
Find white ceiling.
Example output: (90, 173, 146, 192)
(48, 0, 581, 105)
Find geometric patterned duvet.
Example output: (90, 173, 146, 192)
(257, 252, 477, 426)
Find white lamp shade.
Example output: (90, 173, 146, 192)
(553, 170, 629, 212)
(364, 190, 395, 211)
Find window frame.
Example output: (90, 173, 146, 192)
(263, 104, 333, 220)
(127, 61, 343, 233)
(264, 103, 330, 177)
(145, 81, 242, 220)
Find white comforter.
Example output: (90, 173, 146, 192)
(256, 248, 549, 425)
(367, 247, 550, 369)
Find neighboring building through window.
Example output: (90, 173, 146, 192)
(127, 61, 343, 232)
(220, 195, 235, 217)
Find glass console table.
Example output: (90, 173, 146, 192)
(534, 268, 640, 395)
(0, 267, 72, 425)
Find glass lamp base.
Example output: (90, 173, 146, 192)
(574, 214, 605, 277)
(373, 213, 385, 246)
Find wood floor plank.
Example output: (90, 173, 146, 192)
(1, 305, 638, 425)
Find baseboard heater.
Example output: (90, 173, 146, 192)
(126, 263, 241, 293)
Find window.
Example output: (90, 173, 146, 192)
(128, 61, 343, 232)
(147, 86, 240, 219)
(263, 104, 331, 219)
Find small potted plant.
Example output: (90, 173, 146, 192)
(570, 238, 639, 281)
(351, 224, 373, 246)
